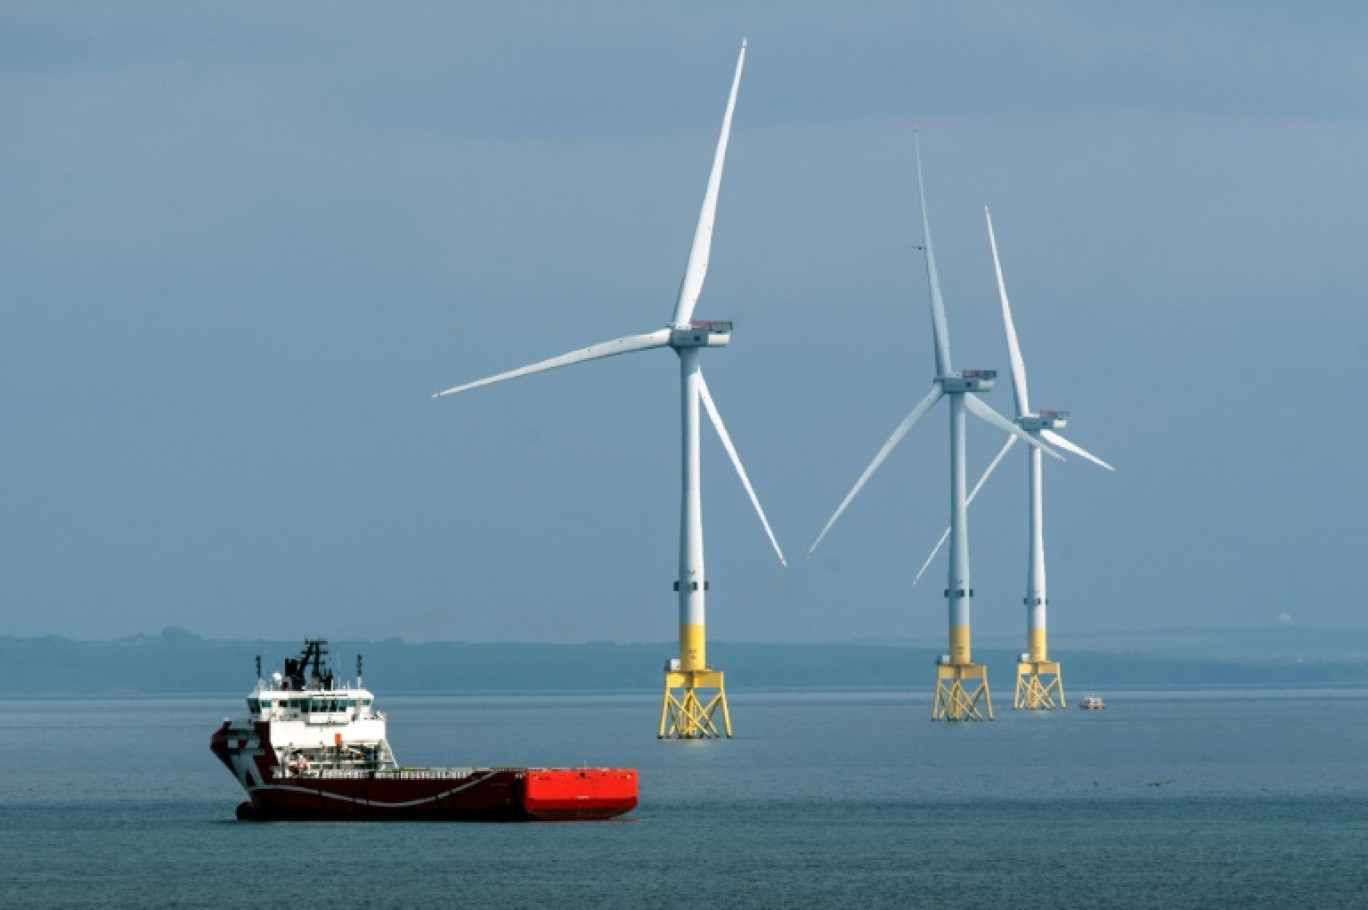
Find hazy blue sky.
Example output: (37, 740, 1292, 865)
(3, 2, 1366, 644)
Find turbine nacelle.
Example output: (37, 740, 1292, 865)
(938, 369, 996, 393)
(670, 320, 733, 349)
(1019, 410, 1068, 431)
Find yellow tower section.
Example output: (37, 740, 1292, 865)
(932, 624, 993, 721)
(658, 622, 730, 738)
(1014, 627, 1064, 710)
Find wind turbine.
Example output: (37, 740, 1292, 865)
(433, 41, 785, 739)
(807, 138, 1062, 722)
(909, 208, 1114, 707)
(923, 206, 1115, 709)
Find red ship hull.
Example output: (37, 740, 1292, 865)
(212, 721, 637, 822)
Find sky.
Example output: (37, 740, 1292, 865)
(2, 2, 1366, 645)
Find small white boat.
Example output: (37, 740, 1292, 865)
(1078, 695, 1106, 710)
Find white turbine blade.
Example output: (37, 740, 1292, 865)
(432, 329, 671, 398)
(985, 205, 1030, 417)
(969, 434, 1020, 500)
(912, 527, 951, 589)
(1040, 429, 1115, 472)
(914, 134, 953, 377)
(669, 40, 746, 328)
(912, 435, 1018, 586)
(963, 393, 1064, 461)
(808, 382, 944, 557)
(697, 371, 787, 566)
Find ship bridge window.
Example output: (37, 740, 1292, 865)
(260, 700, 273, 709)
(247, 699, 260, 713)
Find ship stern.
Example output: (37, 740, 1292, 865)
(522, 769, 638, 820)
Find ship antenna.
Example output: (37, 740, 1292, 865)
(357, 653, 363, 687)
(255, 654, 261, 681)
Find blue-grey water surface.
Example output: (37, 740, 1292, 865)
(1, 689, 1365, 908)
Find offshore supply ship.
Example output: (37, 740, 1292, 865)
(210, 639, 637, 821)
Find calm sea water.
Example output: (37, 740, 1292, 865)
(1, 688, 1365, 908)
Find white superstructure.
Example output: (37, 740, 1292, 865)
(217, 640, 397, 790)
(246, 677, 390, 766)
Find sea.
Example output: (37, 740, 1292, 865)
(1, 688, 1365, 909)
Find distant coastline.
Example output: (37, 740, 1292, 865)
(2, 626, 1365, 696)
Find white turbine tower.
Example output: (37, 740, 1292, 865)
(433, 41, 785, 740)
(808, 138, 1062, 721)
(909, 207, 1114, 709)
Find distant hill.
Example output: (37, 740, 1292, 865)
(1, 626, 1365, 696)
(1039, 625, 1368, 662)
